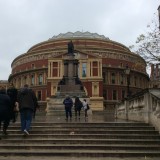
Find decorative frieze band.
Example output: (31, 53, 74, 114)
(12, 51, 145, 70)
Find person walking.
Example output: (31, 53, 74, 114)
(0, 88, 12, 136)
(17, 84, 38, 135)
(7, 83, 18, 123)
(74, 97, 83, 119)
(63, 95, 73, 121)
(82, 99, 88, 118)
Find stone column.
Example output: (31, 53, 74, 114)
(74, 60, 78, 77)
(68, 60, 74, 78)
(64, 61, 68, 77)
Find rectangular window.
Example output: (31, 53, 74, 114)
(120, 63, 123, 67)
(52, 62, 58, 77)
(120, 74, 124, 85)
(37, 91, 41, 101)
(134, 76, 137, 86)
(38, 74, 43, 85)
(18, 78, 21, 88)
(31, 64, 35, 68)
(103, 89, 107, 99)
(112, 90, 117, 100)
(111, 73, 115, 84)
(122, 90, 125, 99)
(31, 75, 35, 85)
(92, 61, 98, 76)
(82, 63, 87, 77)
(103, 72, 106, 83)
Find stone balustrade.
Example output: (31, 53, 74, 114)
(115, 89, 160, 133)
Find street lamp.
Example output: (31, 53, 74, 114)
(124, 65, 131, 97)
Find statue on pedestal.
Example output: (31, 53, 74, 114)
(68, 40, 74, 55)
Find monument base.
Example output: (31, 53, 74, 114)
(90, 97, 104, 111)
(46, 96, 104, 116)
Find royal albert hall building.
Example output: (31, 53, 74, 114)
(9, 32, 149, 110)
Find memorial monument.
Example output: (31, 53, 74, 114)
(46, 41, 86, 115)
(56, 41, 86, 97)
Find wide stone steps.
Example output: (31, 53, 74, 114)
(0, 150, 160, 157)
(1, 138, 160, 145)
(9, 122, 154, 126)
(0, 144, 160, 150)
(1, 121, 160, 157)
(1, 134, 160, 140)
(8, 126, 156, 129)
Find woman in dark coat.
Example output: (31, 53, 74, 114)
(74, 97, 83, 119)
(7, 83, 18, 122)
(0, 88, 12, 135)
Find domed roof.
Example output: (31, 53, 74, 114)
(49, 31, 109, 40)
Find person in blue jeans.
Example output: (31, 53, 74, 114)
(17, 84, 39, 135)
(63, 95, 73, 120)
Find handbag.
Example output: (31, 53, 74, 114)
(14, 102, 19, 112)
(87, 104, 90, 110)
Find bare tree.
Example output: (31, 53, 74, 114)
(129, 13, 160, 66)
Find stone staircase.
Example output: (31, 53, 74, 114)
(0, 110, 160, 158)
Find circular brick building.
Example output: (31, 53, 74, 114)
(9, 31, 149, 110)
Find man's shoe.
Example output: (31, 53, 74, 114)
(24, 129, 29, 135)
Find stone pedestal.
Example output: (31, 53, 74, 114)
(56, 54, 85, 97)
(46, 54, 87, 115)
(90, 97, 104, 111)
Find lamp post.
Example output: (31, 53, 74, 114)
(124, 65, 131, 97)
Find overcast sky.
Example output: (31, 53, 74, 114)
(0, 0, 159, 80)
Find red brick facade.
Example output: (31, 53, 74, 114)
(9, 32, 149, 109)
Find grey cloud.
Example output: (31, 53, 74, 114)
(0, 0, 159, 79)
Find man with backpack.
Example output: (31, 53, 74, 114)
(17, 84, 39, 135)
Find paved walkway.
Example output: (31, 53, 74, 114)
(36, 110, 123, 123)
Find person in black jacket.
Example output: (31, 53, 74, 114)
(7, 83, 18, 123)
(63, 95, 73, 120)
(17, 84, 38, 135)
(74, 97, 83, 119)
(0, 88, 12, 136)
